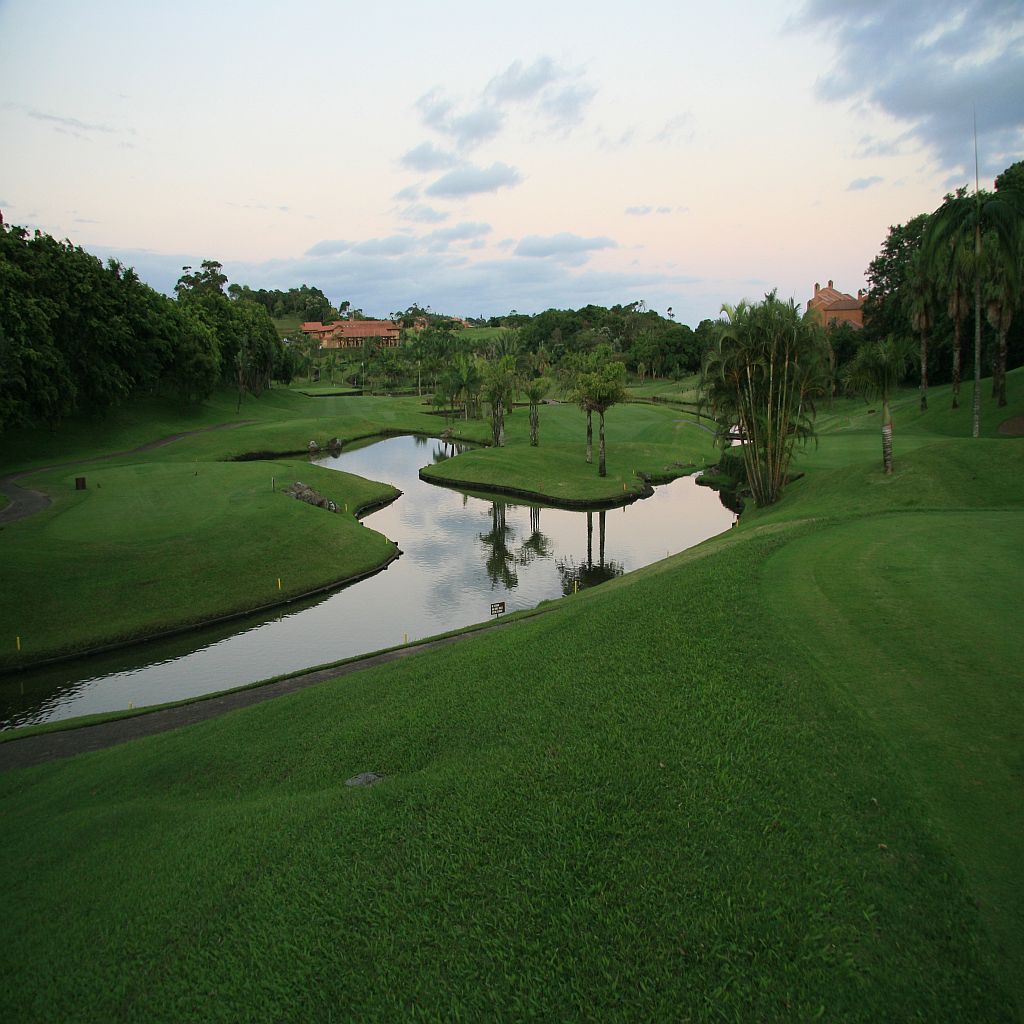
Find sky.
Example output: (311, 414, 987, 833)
(1, 0, 1022, 326)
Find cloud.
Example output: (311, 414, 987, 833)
(399, 204, 450, 224)
(414, 89, 504, 149)
(793, 0, 1024, 177)
(305, 239, 352, 257)
(409, 56, 596, 159)
(514, 232, 618, 266)
(423, 222, 492, 252)
(351, 235, 418, 257)
(86, 239, 706, 324)
(626, 205, 677, 216)
(485, 57, 560, 103)
(400, 142, 459, 172)
(394, 184, 420, 202)
(847, 175, 884, 191)
(425, 162, 522, 198)
(651, 113, 694, 145)
(27, 109, 117, 134)
(539, 84, 597, 133)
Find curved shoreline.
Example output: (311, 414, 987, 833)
(418, 468, 656, 509)
(1, 540, 403, 677)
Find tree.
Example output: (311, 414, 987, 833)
(700, 292, 829, 506)
(907, 248, 937, 411)
(862, 214, 930, 344)
(576, 361, 627, 477)
(482, 357, 516, 447)
(923, 186, 1024, 436)
(524, 377, 550, 447)
(843, 336, 914, 475)
(174, 259, 228, 298)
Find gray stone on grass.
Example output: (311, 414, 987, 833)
(345, 772, 385, 787)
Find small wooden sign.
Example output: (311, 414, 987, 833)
(490, 601, 505, 617)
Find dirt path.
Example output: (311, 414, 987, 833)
(0, 626, 507, 772)
(0, 420, 255, 526)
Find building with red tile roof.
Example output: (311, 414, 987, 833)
(301, 319, 402, 348)
(807, 280, 864, 330)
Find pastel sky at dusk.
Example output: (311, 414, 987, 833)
(2, 0, 1021, 326)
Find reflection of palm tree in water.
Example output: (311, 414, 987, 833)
(556, 509, 624, 595)
(431, 440, 466, 464)
(518, 505, 551, 566)
(479, 501, 519, 589)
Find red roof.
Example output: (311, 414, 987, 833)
(302, 319, 400, 337)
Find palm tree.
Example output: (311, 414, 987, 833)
(923, 187, 1024, 436)
(907, 248, 936, 412)
(985, 233, 1019, 407)
(700, 292, 829, 506)
(588, 362, 627, 478)
(524, 377, 550, 446)
(482, 357, 516, 447)
(843, 336, 914, 475)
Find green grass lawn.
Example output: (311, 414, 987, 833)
(423, 401, 717, 503)
(1, 371, 1022, 1020)
(0, 391, 491, 667)
(0, 391, 716, 665)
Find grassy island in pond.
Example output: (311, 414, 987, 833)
(0, 391, 715, 666)
(0, 372, 1023, 1020)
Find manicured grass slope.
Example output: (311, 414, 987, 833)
(0, 528, 1013, 1022)
(423, 401, 717, 501)
(1, 394, 715, 665)
(2, 375, 1023, 1019)
(0, 391, 486, 667)
(0, 460, 398, 665)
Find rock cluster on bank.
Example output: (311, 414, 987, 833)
(284, 481, 338, 512)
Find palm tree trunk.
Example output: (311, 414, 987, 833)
(882, 396, 894, 475)
(997, 323, 1009, 406)
(972, 221, 982, 439)
(920, 328, 928, 412)
(586, 410, 593, 464)
(529, 403, 539, 446)
(598, 411, 606, 477)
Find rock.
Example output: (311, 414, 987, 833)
(345, 772, 385, 787)
(284, 481, 338, 512)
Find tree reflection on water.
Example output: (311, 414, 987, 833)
(479, 501, 519, 590)
(556, 509, 624, 595)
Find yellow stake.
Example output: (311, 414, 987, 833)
(16, 636, 21, 652)
(277, 578, 282, 590)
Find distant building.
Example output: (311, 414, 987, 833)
(807, 280, 864, 330)
(301, 319, 401, 349)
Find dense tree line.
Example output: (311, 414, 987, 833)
(226, 282, 339, 323)
(0, 227, 285, 432)
(481, 302, 703, 379)
(861, 159, 1024, 411)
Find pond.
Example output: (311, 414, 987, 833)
(1, 435, 736, 728)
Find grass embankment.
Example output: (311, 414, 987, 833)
(0, 389, 714, 667)
(422, 400, 718, 502)
(0, 373, 1022, 1020)
(0, 390, 486, 668)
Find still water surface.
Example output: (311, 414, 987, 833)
(1, 435, 735, 728)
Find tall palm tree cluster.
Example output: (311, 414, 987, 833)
(700, 293, 830, 506)
(909, 173, 1024, 435)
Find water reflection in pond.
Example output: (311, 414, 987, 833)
(1, 434, 736, 728)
